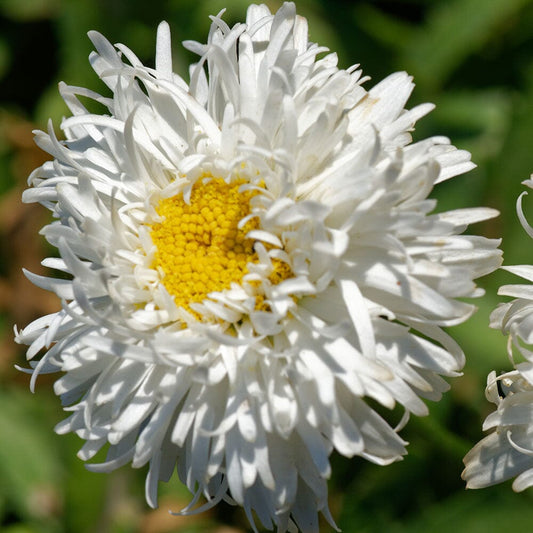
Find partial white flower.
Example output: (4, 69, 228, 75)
(463, 177, 533, 492)
(17, 3, 501, 531)
(462, 370, 533, 490)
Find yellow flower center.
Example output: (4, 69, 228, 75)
(150, 177, 262, 315)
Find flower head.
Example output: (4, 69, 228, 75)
(17, 3, 501, 531)
(463, 177, 533, 492)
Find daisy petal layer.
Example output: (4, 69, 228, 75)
(17, 3, 501, 531)
(463, 179, 533, 493)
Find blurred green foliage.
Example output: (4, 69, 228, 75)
(1, 0, 533, 531)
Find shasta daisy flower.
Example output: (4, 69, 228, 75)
(463, 177, 533, 492)
(462, 370, 533, 491)
(17, 3, 501, 531)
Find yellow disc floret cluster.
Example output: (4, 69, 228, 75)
(150, 177, 262, 315)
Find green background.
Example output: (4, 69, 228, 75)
(1, 0, 533, 531)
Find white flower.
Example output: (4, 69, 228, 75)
(17, 3, 501, 531)
(463, 177, 533, 492)
(462, 370, 533, 491)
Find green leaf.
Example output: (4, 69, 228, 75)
(0, 387, 62, 521)
(353, 3, 416, 49)
(403, 0, 532, 89)
(402, 488, 533, 533)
